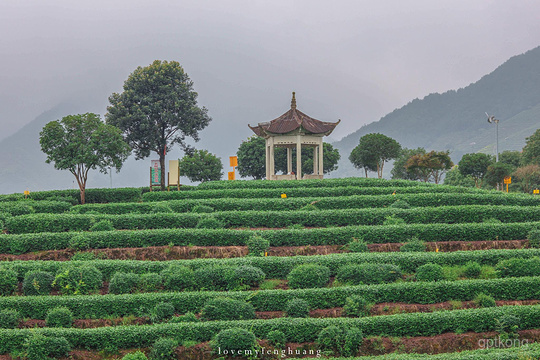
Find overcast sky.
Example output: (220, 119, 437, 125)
(1, 0, 539, 146)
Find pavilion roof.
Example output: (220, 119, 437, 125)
(249, 92, 340, 137)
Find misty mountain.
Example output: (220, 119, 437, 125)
(331, 46, 540, 178)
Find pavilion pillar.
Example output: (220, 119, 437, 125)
(287, 148, 292, 174)
(269, 137, 275, 179)
(313, 147, 318, 174)
(265, 138, 270, 180)
(318, 138, 324, 176)
(296, 135, 302, 180)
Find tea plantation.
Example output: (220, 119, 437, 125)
(1, 177, 540, 359)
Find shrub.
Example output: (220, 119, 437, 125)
(149, 338, 177, 360)
(45, 196, 78, 205)
(246, 235, 270, 256)
(53, 265, 103, 295)
(285, 298, 310, 318)
(317, 325, 343, 352)
(287, 264, 330, 289)
(484, 217, 502, 224)
(195, 216, 224, 229)
(0, 268, 18, 296)
(343, 328, 363, 357)
(474, 293, 496, 308)
(122, 351, 148, 360)
(201, 297, 255, 321)
(9, 203, 35, 216)
(496, 257, 540, 277)
(300, 203, 319, 211)
(496, 315, 520, 336)
(400, 238, 426, 252)
(0, 309, 20, 329)
(213, 328, 257, 356)
(416, 263, 444, 282)
(390, 200, 410, 209)
(70, 251, 96, 261)
(169, 312, 199, 323)
(383, 215, 405, 226)
(109, 272, 140, 294)
(25, 333, 71, 360)
(267, 330, 286, 348)
(347, 238, 368, 253)
(90, 219, 115, 232)
(139, 273, 163, 292)
(464, 261, 482, 278)
(152, 203, 173, 213)
(151, 302, 175, 323)
(336, 263, 402, 285)
(232, 265, 266, 288)
(343, 295, 371, 317)
(194, 265, 235, 291)
(528, 229, 540, 248)
(46, 307, 73, 328)
(22, 271, 54, 296)
(191, 205, 214, 213)
(68, 234, 92, 250)
(160, 265, 194, 291)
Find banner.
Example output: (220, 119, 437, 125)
(151, 160, 161, 185)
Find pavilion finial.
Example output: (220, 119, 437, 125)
(291, 92, 297, 110)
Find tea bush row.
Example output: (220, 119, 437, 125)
(0, 200, 72, 216)
(0, 188, 142, 204)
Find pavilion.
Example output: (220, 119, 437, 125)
(249, 92, 340, 180)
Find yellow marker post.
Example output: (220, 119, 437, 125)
(228, 171, 235, 180)
(228, 156, 238, 180)
(23, 190, 30, 199)
(504, 176, 511, 193)
(534, 189, 540, 195)
(281, 193, 287, 198)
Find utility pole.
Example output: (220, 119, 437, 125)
(486, 112, 499, 162)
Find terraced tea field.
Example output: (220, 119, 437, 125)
(1, 178, 540, 359)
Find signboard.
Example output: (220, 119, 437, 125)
(534, 189, 539, 195)
(281, 193, 287, 198)
(504, 177, 511, 184)
(228, 171, 235, 180)
(230, 156, 238, 167)
(168, 160, 179, 186)
(151, 160, 161, 185)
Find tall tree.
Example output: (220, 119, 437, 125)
(458, 153, 494, 188)
(485, 162, 514, 190)
(443, 166, 476, 187)
(349, 133, 401, 178)
(391, 147, 427, 181)
(106, 60, 211, 190)
(406, 150, 453, 184)
(39, 113, 130, 204)
(513, 164, 540, 194)
(499, 150, 522, 168)
(179, 149, 223, 183)
(522, 129, 540, 166)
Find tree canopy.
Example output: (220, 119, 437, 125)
(391, 147, 427, 181)
(405, 150, 453, 184)
(458, 153, 494, 188)
(179, 149, 223, 183)
(485, 162, 514, 189)
(349, 133, 401, 178)
(39, 113, 130, 204)
(443, 166, 476, 187)
(106, 60, 211, 190)
(522, 129, 540, 166)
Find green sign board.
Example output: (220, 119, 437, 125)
(151, 160, 161, 185)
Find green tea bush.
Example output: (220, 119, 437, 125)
(68, 234, 92, 250)
(343, 295, 371, 317)
(416, 263, 444, 282)
(122, 351, 148, 360)
(149, 338, 177, 360)
(0, 268, 18, 296)
(400, 238, 426, 252)
(267, 330, 286, 348)
(45, 196, 78, 205)
(22, 271, 54, 296)
(484, 217, 502, 224)
(287, 264, 330, 289)
(317, 325, 343, 352)
(528, 229, 540, 248)
(109, 272, 140, 294)
(213, 328, 257, 357)
(464, 261, 482, 278)
(0, 309, 20, 328)
(70, 251, 96, 261)
(336, 263, 402, 285)
(46, 307, 73, 328)
(383, 215, 406, 226)
(496, 315, 520, 336)
(300, 203, 319, 211)
(474, 293, 496, 308)
(232, 266, 266, 288)
(194, 265, 235, 291)
(151, 302, 175, 323)
(191, 205, 214, 213)
(390, 200, 411, 209)
(496, 257, 540, 278)
(152, 203, 174, 213)
(8, 203, 35, 216)
(285, 298, 310, 318)
(53, 265, 103, 295)
(343, 328, 363, 357)
(139, 273, 163, 292)
(247, 235, 270, 256)
(168, 312, 199, 323)
(90, 220, 115, 232)
(195, 216, 224, 229)
(201, 297, 255, 321)
(25, 333, 71, 360)
(347, 238, 368, 253)
(160, 265, 194, 291)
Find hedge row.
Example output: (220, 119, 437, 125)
(70, 192, 540, 215)
(0, 277, 538, 319)
(1, 305, 540, 353)
(7, 205, 540, 233)
(142, 185, 487, 201)
(4, 249, 540, 279)
(0, 200, 72, 216)
(0, 188, 141, 204)
(1, 222, 538, 254)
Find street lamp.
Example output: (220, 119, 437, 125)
(486, 112, 499, 162)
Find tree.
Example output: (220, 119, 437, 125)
(522, 129, 540, 166)
(349, 133, 401, 178)
(179, 149, 223, 183)
(444, 166, 476, 187)
(513, 164, 540, 194)
(485, 162, 514, 190)
(499, 150, 522, 168)
(458, 153, 494, 188)
(391, 147, 426, 181)
(106, 60, 211, 190)
(405, 150, 453, 184)
(39, 113, 130, 204)
(236, 137, 339, 179)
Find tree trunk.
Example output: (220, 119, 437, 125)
(364, 168, 368, 178)
(80, 188, 86, 205)
(159, 152, 166, 191)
